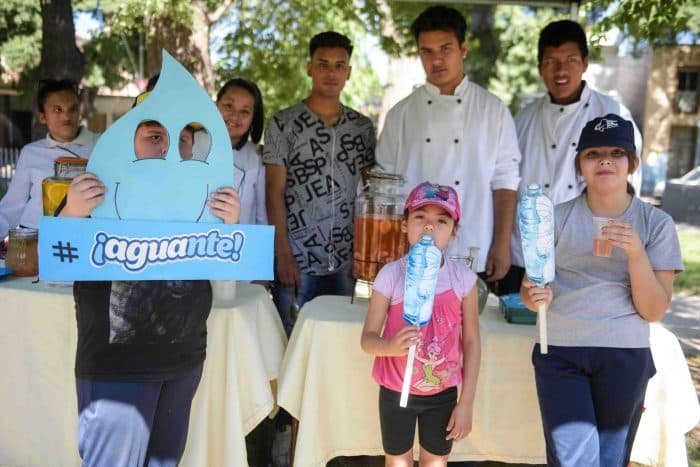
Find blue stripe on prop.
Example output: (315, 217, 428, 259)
(39, 216, 274, 281)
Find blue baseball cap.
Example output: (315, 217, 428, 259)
(576, 113, 635, 154)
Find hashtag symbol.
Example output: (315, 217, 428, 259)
(52, 241, 79, 263)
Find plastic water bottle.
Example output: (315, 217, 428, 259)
(518, 184, 555, 287)
(403, 234, 442, 327)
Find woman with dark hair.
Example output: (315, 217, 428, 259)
(216, 78, 267, 225)
(0, 78, 99, 238)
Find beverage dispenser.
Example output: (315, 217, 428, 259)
(353, 173, 409, 282)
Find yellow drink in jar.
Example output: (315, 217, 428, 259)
(41, 156, 88, 216)
(42, 178, 72, 215)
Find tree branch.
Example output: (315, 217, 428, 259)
(207, 0, 234, 24)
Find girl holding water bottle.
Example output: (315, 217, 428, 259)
(521, 114, 683, 467)
(361, 181, 481, 466)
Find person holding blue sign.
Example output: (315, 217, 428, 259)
(361, 182, 480, 466)
(0, 78, 98, 239)
(520, 114, 683, 467)
(216, 78, 268, 225)
(58, 168, 240, 466)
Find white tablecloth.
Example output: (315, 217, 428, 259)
(0, 277, 287, 467)
(277, 295, 699, 467)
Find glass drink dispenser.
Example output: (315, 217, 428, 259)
(353, 173, 409, 282)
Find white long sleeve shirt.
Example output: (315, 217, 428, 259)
(511, 83, 643, 267)
(376, 76, 521, 271)
(0, 127, 98, 237)
(234, 141, 268, 225)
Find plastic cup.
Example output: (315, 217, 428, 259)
(592, 217, 614, 257)
(211, 280, 237, 306)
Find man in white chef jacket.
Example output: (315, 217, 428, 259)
(376, 5, 521, 286)
(500, 20, 643, 294)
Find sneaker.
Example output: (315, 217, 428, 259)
(271, 425, 291, 467)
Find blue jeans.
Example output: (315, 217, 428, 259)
(532, 345, 655, 467)
(76, 363, 203, 467)
(272, 265, 355, 335)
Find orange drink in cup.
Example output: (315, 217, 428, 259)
(592, 217, 614, 257)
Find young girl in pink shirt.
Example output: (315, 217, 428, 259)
(361, 181, 481, 466)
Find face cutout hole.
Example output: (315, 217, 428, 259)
(134, 120, 170, 160)
(179, 123, 211, 161)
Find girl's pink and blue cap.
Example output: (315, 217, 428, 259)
(404, 181, 461, 221)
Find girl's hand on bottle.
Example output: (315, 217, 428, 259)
(385, 325, 420, 356)
(602, 220, 643, 260)
(61, 172, 106, 218)
(521, 277, 552, 309)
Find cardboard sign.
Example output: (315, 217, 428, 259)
(39, 217, 272, 281)
(89, 51, 233, 223)
(39, 51, 273, 281)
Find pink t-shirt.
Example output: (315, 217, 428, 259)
(371, 257, 476, 395)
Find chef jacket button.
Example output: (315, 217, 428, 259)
(560, 107, 564, 112)
(427, 100, 432, 105)
(584, 103, 589, 108)
(426, 137, 431, 143)
(572, 142, 576, 146)
(551, 144, 556, 149)
(544, 184, 550, 188)
(568, 184, 573, 189)
(455, 180, 460, 185)
(457, 99, 462, 104)
(454, 139, 459, 143)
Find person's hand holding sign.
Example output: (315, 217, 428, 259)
(208, 187, 241, 225)
(60, 172, 107, 218)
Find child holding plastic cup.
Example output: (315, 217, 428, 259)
(361, 181, 480, 466)
(520, 113, 683, 467)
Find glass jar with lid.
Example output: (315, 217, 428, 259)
(353, 172, 408, 282)
(5, 227, 38, 277)
(42, 156, 88, 216)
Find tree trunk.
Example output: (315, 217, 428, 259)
(33, 0, 85, 140)
(145, 2, 214, 94)
(467, 5, 499, 89)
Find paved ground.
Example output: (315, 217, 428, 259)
(664, 293, 700, 357)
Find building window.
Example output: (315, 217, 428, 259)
(675, 69, 699, 113)
(669, 125, 698, 178)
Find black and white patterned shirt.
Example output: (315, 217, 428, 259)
(263, 102, 376, 275)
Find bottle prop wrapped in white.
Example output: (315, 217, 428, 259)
(518, 184, 555, 353)
(400, 234, 442, 406)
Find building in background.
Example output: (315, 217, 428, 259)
(642, 45, 700, 180)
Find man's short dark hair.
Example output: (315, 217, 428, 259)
(37, 78, 79, 112)
(309, 31, 353, 58)
(537, 20, 589, 65)
(410, 5, 467, 43)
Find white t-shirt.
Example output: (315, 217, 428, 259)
(0, 127, 98, 237)
(376, 76, 521, 272)
(234, 141, 267, 225)
(511, 83, 643, 267)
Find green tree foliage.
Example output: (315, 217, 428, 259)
(0, 0, 40, 83)
(588, 0, 699, 48)
(214, 0, 384, 119)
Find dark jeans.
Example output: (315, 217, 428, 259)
(76, 363, 203, 467)
(532, 345, 655, 467)
(272, 265, 355, 336)
(478, 265, 525, 296)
